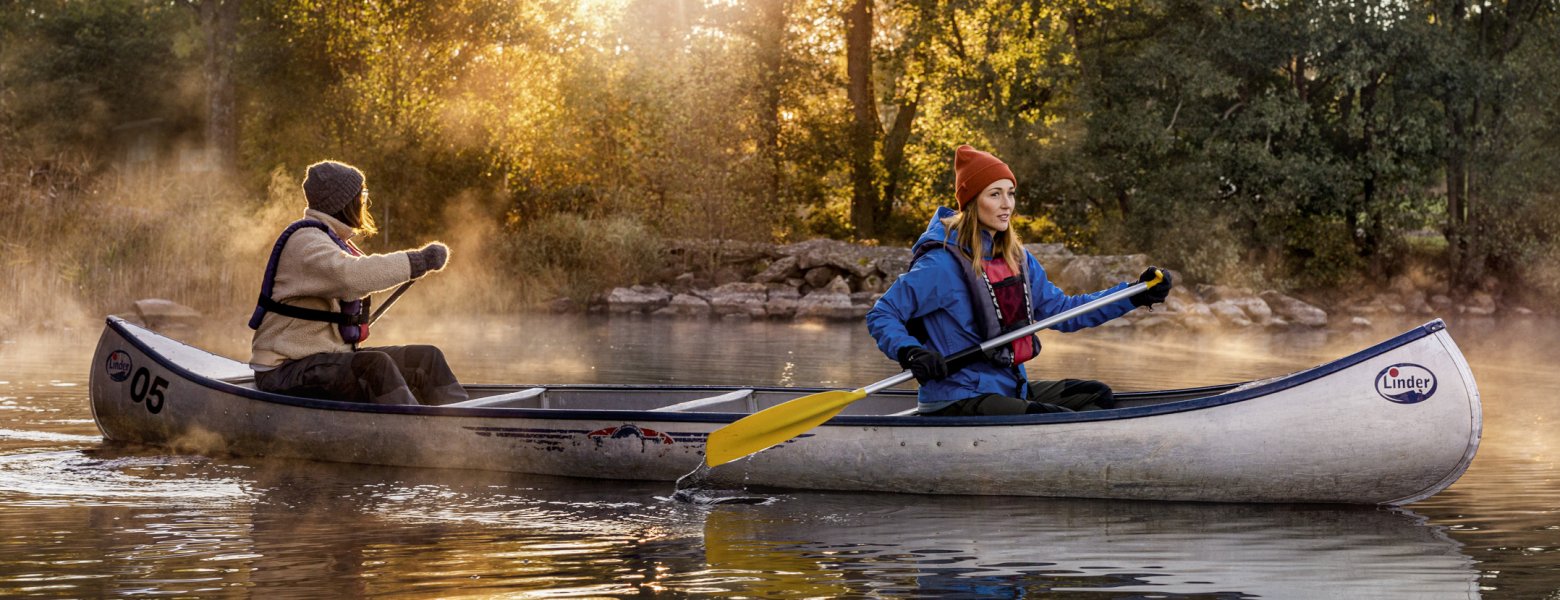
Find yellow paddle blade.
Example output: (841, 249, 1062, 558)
(704, 388, 868, 468)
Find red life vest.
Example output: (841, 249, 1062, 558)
(981, 258, 1037, 364)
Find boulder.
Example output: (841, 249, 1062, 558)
(1351, 316, 1373, 328)
(794, 290, 855, 320)
(134, 299, 202, 331)
(751, 255, 800, 284)
(825, 275, 852, 295)
(1224, 295, 1275, 325)
(1178, 303, 1219, 330)
(1053, 254, 1150, 293)
(606, 285, 671, 314)
(1259, 291, 1328, 328)
(803, 266, 839, 289)
(765, 286, 801, 319)
(652, 294, 711, 318)
(1465, 292, 1497, 316)
(859, 274, 888, 294)
(782, 239, 877, 277)
(1208, 299, 1255, 328)
(703, 282, 769, 318)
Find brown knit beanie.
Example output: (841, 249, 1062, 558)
(302, 160, 365, 216)
(953, 145, 1016, 208)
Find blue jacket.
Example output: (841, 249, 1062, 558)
(865, 207, 1136, 411)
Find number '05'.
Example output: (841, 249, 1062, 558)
(128, 367, 169, 414)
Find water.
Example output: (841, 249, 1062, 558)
(2, 313, 1558, 598)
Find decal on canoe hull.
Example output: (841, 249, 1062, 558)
(1375, 363, 1437, 404)
(105, 350, 133, 382)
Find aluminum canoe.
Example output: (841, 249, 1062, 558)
(88, 316, 1480, 504)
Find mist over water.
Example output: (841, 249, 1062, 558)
(1, 313, 1558, 597)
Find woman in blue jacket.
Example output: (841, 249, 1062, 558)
(866, 145, 1172, 416)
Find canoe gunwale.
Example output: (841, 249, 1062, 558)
(104, 316, 1450, 428)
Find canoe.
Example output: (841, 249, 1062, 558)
(88, 316, 1480, 504)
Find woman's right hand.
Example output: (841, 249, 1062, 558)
(898, 346, 948, 384)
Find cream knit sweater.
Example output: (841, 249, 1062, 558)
(249, 210, 416, 369)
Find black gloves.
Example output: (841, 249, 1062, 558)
(1130, 266, 1172, 308)
(897, 346, 948, 384)
(408, 243, 450, 279)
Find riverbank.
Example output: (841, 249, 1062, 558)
(586, 238, 1527, 331)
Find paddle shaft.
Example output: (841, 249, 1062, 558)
(368, 280, 416, 326)
(858, 278, 1157, 396)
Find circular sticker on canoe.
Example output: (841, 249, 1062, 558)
(1375, 363, 1437, 404)
(105, 350, 134, 382)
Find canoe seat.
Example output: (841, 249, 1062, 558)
(442, 387, 546, 409)
(650, 389, 755, 413)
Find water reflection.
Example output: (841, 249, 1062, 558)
(695, 494, 1480, 599)
(0, 447, 1483, 599)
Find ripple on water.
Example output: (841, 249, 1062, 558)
(0, 451, 248, 506)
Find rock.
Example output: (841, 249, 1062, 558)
(1135, 315, 1182, 331)
(825, 275, 852, 295)
(1053, 255, 1149, 292)
(803, 266, 839, 289)
(1515, 306, 1535, 316)
(859, 274, 888, 294)
(1179, 303, 1219, 330)
(1161, 287, 1196, 313)
(1351, 316, 1373, 328)
(671, 272, 698, 293)
(782, 239, 878, 277)
(547, 297, 577, 313)
(765, 286, 800, 319)
(1223, 295, 1274, 325)
(872, 253, 913, 279)
(1429, 294, 1454, 310)
(712, 266, 746, 286)
(1196, 284, 1255, 302)
(1208, 299, 1254, 327)
(133, 299, 201, 330)
(1466, 292, 1497, 316)
(652, 294, 711, 317)
(704, 282, 769, 318)
(794, 290, 855, 320)
(751, 255, 800, 284)
(1259, 291, 1328, 328)
(606, 285, 671, 314)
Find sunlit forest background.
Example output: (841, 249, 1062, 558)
(2, 0, 1557, 331)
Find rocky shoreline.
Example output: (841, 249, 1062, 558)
(590, 238, 1522, 331)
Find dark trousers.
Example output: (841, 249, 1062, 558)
(254, 345, 468, 406)
(922, 379, 1115, 416)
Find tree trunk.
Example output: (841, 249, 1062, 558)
(845, 0, 880, 239)
(195, 0, 241, 172)
(753, 0, 790, 213)
(880, 93, 919, 221)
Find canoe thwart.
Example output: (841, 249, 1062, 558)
(650, 389, 755, 413)
(443, 387, 546, 409)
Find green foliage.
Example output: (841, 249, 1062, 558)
(495, 213, 665, 305)
(3, 0, 1559, 312)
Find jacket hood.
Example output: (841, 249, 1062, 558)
(914, 206, 993, 259)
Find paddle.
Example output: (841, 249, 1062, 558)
(368, 280, 416, 326)
(701, 269, 1166, 468)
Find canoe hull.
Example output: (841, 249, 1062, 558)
(88, 318, 1479, 504)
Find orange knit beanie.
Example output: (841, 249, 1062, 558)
(953, 145, 1016, 208)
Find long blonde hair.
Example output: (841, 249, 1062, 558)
(941, 209, 1024, 279)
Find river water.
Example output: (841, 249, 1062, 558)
(1, 313, 1556, 598)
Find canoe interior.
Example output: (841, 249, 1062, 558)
(136, 317, 1238, 416)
